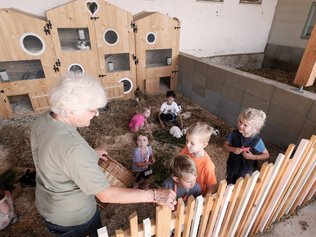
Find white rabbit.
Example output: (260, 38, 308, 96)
(169, 126, 183, 139)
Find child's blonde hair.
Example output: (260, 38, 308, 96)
(238, 108, 266, 135)
(139, 105, 150, 114)
(135, 129, 152, 143)
(169, 155, 197, 178)
(186, 122, 214, 143)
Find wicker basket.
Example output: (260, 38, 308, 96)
(98, 155, 134, 188)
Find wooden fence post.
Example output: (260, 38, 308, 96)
(190, 195, 204, 237)
(197, 194, 214, 237)
(205, 180, 227, 236)
(287, 148, 316, 214)
(182, 195, 196, 237)
(212, 184, 234, 237)
(236, 162, 271, 236)
(302, 179, 316, 206)
(244, 153, 285, 236)
(97, 226, 109, 237)
(129, 212, 138, 237)
(219, 178, 244, 237)
(115, 229, 124, 237)
(143, 218, 151, 237)
(251, 144, 295, 233)
(259, 139, 309, 231)
(155, 205, 171, 237)
(174, 198, 185, 237)
(228, 171, 260, 237)
(274, 137, 315, 221)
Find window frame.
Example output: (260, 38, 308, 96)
(301, 2, 316, 39)
(240, 0, 262, 4)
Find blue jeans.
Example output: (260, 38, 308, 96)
(45, 208, 102, 237)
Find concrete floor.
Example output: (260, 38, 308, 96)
(257, 200, 316, 237)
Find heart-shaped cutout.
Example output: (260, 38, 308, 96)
(86, 1, 99, 15)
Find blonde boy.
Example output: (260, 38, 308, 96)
(162, 155, 202, 201)
(180, 122, 217, 195)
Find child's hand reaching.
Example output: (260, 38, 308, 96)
(149, 157, 155, 165)
(242, 150, 254, 160)
(232, 147, 243, 155)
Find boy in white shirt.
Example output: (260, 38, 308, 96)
(158, 90, 183, 129)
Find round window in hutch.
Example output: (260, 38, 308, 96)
(104, 29, 119, 45)
(146, 32, 156, 44)
(119, 78, 133, 94)
(68, 64, 84, 74)
(20, 33, 46, 56)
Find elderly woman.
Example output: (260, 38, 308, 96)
(30, 73, 176, 237)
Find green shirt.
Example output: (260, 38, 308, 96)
(31, 112, 109, 226)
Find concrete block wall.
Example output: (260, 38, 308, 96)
(178, 53, 316, 146)
(201, 53, 264, 69)
(262, 43, 305, 72)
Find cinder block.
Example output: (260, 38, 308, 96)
(194, 60, 209, 77)
(207, 64, 226, 81)
(245, 78, 275, 101)
(224, 71, 249, 91)
(264, 43, 278, 58)
(221, 83, 244, 104)
(290, 47, 304, 68)
(206, 65, 225, 93)
(271, 88, 314, 117)
(191, 92, 205, 108)
(182, 69, 195, 85)
(299, 119, 316, 139)
(192, 81, 205, 97)
(193, 71, 206, 87)
(262, 121, 298, 146)
(218, 97, 241, 126)
(306, 101, 316, 122)
(178, 65, 184, 83)
(279, 46, 294, 62)
(204, 89, 221, 115)
(205, 76, 224, 94)
(179, 54, 195, 72)
(241, 93, 270, 112)
(268, 104, 306, 134)
(179, 78, 193, 98)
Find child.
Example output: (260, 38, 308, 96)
(158, 90, 183, 129)
(162, 155, 202, 202)
(0, 189, 18, 230)
(180, 122, 217, 195)
(223, 108, 269, 184)
(132, 130, 155, 189)
(129, 106, 151, 133)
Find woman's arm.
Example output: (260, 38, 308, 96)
(96, 186, 177, 210)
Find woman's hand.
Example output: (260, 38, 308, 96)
(154, 188, 177, 210)
(95, 147, 108, 160)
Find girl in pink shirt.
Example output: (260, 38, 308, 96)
(129, 106, 151, 132)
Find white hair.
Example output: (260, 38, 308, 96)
(50, 73, 107, 116)
(239, 108, 266, 135)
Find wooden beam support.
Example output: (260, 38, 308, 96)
(294, 23, 316, 87)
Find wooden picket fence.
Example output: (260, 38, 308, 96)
(98, 135, 316, 237)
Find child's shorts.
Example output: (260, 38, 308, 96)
(134, 168, 153, 182)
(160, 113, 177, 122)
